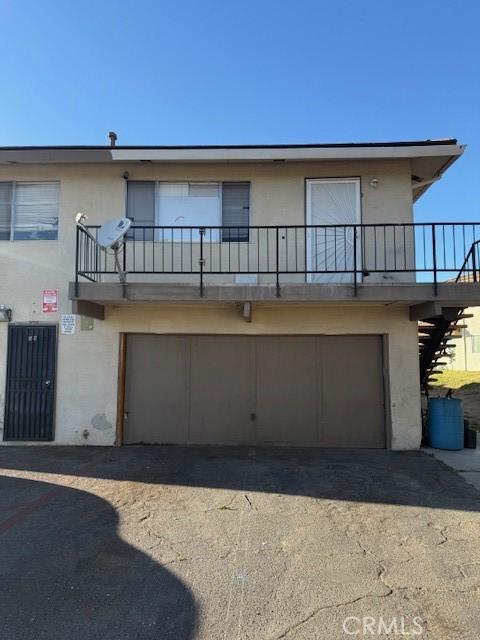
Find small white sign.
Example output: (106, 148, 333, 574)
(61, 314, 76, 335)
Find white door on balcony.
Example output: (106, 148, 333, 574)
(306, 178, 361, 283)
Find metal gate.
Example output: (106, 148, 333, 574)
(3, 325, 57, 441)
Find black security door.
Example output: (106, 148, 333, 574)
(3, 325, 57, 441)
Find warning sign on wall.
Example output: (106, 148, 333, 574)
(42, 289, 58, 313)
(61, 314, 76, 335)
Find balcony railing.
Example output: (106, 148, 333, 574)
(75, 223, 480, 296)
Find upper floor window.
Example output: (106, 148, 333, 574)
(0, 181, 59, 240)
(126, 181, 250, 242)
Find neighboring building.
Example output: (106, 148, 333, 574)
(1, 139, 479, 450)
(447, 306, 480, 371)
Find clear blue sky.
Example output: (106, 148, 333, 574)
(0, 0, 478, 221)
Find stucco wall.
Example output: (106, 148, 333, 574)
(0, 160, 420, 448)
(0, 303, 421, 450)
(0, 159, 414, 294)
(0, 158, 415, 313)
(448, 306, 480, 371)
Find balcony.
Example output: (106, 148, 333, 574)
(70, 223, 480, 316)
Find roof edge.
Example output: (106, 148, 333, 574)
(0, 139, 459, 151)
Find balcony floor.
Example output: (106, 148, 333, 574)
(69, 281, 480, 314)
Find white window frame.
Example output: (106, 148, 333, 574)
(0, 181, 60, 241)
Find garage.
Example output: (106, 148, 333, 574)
(123, 335, 386, 448)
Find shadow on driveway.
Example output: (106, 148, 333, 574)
(2, 446, 480, 639)
(0, 473, 197, 640)
(0, 445, 478, 513)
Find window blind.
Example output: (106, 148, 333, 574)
(125, 181, 251, 243)
(222, 182, 250, 242)
(13, 182, 59, 240)
(126, 181, 155, 241)
(188, 182, 220, 198)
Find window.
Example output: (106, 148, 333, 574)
(158, 182, 221, 241)
(125, 181, 155, 241)
(0, 182, 59, 240)
(222, 182, 250, 242)
(126, 181, 250, 241)
(472, 336, 480, 354)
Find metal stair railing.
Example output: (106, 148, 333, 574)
(420, 238, 480, 388)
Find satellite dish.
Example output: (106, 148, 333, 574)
(97, 217, 132, 249)
(74, 214, 132, 285)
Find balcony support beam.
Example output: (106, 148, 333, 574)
(71, 300, 105, 320)
(409, 302, 443, 321)
(409, 302, 464, 322)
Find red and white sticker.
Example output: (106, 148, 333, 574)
(42, 289, 58, 313)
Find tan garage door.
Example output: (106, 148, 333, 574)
(124, 335, 385, 448)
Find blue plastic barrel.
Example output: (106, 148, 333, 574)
(428, 397, 464, 450)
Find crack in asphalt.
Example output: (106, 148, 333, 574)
(271, 592, 395, 640)
(269, 533, 397, 639)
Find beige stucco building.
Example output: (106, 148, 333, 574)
(447, 306, 480, 371)
(1, 139, 478, 450)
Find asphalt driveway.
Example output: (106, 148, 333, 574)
(0, 446, 479, 639)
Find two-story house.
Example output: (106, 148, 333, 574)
(1, 139, 478, 449)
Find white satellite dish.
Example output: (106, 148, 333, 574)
(97, 217, 132, 249)
(75, 214, 132, 284)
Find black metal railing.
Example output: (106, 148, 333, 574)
(456, 239, 480, 283)
(75, 222, 480, 296)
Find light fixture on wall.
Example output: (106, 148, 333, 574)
(0, 305, 12, 322)
(369, 178, 379, 188)
(75, 212, 88, 225)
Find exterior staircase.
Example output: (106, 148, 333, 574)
(418, 239, 480, 389)
(419, 309, 471, 387)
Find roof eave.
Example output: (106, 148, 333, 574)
(411, 150, 465, 202)
(0, 140, 464, 165)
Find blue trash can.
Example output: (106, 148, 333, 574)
(428, 397, 464, 450)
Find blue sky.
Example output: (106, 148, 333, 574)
(0, 0, 478, 221)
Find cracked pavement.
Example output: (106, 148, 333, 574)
(0, 446, 479, 639)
